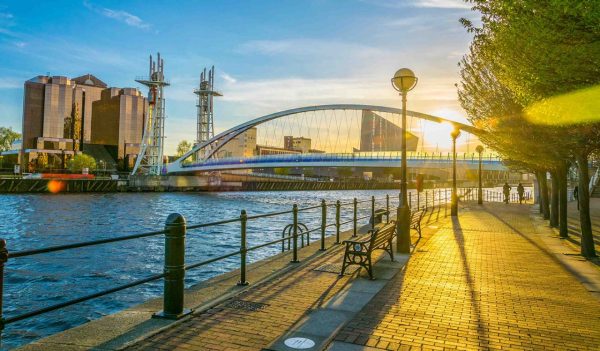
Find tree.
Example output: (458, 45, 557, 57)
(68, 154, 97, 172)
(176, 140, 192, 157)
(0, 127, 21, 152)
(459, 0, 600, 257)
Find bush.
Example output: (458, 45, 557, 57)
(68, 154, 97, 172)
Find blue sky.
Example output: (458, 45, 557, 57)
(0, 0, 478, 154)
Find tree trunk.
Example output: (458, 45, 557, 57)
(537, 170, 550, 219)
(550, 171, 559, 227)
(576, 153, 596, 257)
(558, 162, 569, 238)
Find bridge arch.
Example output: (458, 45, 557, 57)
(167, 104, 492, 174)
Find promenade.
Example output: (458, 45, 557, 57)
(122, 202, 600, 351)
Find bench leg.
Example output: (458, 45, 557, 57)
(366, 256, 374, 280)
(340, 247, 350, 276)
(387, 241, 394, 262)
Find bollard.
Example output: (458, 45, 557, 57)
(0, 239, 7, 334)
(353, 198, 358, 237)
(238, 210, 249, 285)
(386, 194, 390, 223)
(371, 196, 375, 230)
(320, 199, 326, 251)
(154, 213, 191, 319)
(335, 200, 341, 243)
(291, 204, 299, 263)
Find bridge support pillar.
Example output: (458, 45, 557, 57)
(396, 205, 411, 253)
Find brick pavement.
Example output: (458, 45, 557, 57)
(336, 203, 600, 350)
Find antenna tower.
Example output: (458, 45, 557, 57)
(194, 66, 222, 144)
(131, 52, 169, 175)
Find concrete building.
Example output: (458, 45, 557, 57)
(284, 136, 312, 153)
(216, 127, 257, 158)
(90, 88, 147, 169)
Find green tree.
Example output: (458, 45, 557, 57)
(68, 154, 97, 172)
(459, 0, 600, 257)
(0, 127, 21, 152)
(176, 140, 192, 157)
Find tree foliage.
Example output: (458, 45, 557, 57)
(176, 140, 192, 157)
(0, 127, 21, 152)
(68, 154, 97, 172)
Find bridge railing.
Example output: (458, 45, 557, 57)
(182, 152, 502, 168)
(0, 192, 410, 338)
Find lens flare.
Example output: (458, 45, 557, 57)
(47, 180, 66, 194)
(524, 85, 600, 125)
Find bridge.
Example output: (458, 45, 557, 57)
(167, 104, 506, 175)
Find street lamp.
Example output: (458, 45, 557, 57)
(451, 126, 461, 216)
(476, 145, 484, 204)
(391, 68, 418, 253)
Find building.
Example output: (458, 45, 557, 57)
(17, 73, 147, 172)
(256, 145, 301, 156)
(359, 110, 418, 152)
(90, 88, 147, 169)
(284, 136, 312, 153)
(216, 127, 257, 159)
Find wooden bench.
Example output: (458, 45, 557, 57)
(340, 221, 396, 279)
(369, 208, 389, 226)
(410, 209, 425, 238)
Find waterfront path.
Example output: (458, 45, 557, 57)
(127, 203, 600, 351)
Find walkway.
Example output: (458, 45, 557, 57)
(335, 203, 600, 350)
(126, 203, 600, 351)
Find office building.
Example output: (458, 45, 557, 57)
(359, 110, 418, 152)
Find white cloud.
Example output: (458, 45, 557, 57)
(413, 0, 470, 9)
(237, 38, 389, 58)
(363, 0, 470, 9)
(221, 73, 237, 84)
(83, 1, 150, 29)
(0, 12, 13, 19)
(0, 77, 22, 89)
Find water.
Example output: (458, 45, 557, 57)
(0, 190, 406, 349)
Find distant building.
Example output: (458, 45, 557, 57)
(216, 127, 257, 159)
(17, 73, 147, 172)
(90, 88, 147, 169)
(256, 145, 301, 156)
(359, 110, 418, 152)
(284, 136, 316, 153)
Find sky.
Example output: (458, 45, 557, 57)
(0, 0, 479, 154)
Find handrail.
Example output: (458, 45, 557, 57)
(0, 193, 395, 336)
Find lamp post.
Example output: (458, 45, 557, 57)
(391, 68, 418, 253)
(451, 126, 461, 216)
(476, 145, 484, 205)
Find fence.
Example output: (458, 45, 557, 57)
(0, 193, 398, 334)
(0, 186, 531, 337)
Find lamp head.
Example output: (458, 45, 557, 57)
(450, 126, 461, 140)
(391, 68, 418, 92)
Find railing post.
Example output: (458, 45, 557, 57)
(155, 213, 190, 319)
(291, 204, 299, 263)
(0, 239, 7, 334)
(425, 190, 429, 211)
(386, 194, 390, 222)
(335, 200, 341, 243)
(371, 196, 375, 230)
(238, 210, 249, 285)
(320, 199, 326, 251)
(353, 198, 358, 237)
(417, 191, 420, 210)
(408, 192, 412, 209)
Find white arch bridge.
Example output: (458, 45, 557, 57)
(166, 104, 506, 175)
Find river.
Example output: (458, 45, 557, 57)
(0, 190, 413, 349)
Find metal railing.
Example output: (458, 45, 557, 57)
(0, 193, 395, 334)
(183, 152, 503, 168)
